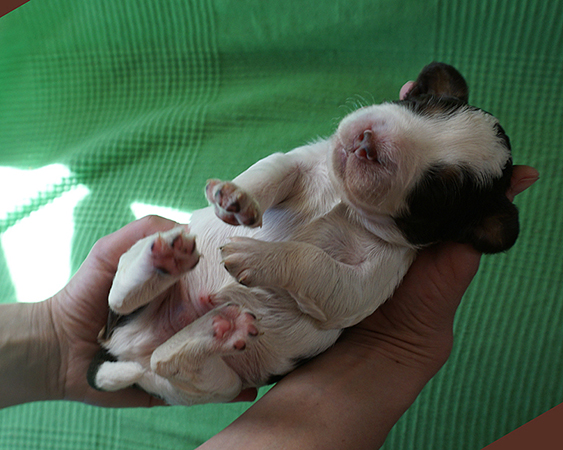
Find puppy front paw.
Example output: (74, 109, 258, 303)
(206, 180, 262, 227)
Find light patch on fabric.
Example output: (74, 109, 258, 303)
(0, 165, 89, 302)
(130, 202, 192, 224)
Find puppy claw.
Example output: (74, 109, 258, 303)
(151, 230, 200, 276)
(205, 180, 262, 228)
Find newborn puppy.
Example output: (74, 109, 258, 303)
(88, 62, 519, 405)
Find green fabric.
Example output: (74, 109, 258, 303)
(0, 0, 561, 448)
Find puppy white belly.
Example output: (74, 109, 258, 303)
(102, 205, 346, 400)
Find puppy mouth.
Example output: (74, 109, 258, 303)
(342, 129, 396, 171)
(351, 130, 383, 164)
(333, 126, 398, 179)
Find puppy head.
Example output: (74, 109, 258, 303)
(331, 62, 518, 253)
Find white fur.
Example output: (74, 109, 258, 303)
(333, 104, 510, 216)
(96, 361, 145, 391)
(94, 100, 508, 405)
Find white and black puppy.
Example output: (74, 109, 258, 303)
(88, 62, 519, 405)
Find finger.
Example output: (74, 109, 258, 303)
(399, 81, 415, 100)
(67, 216, 182, 303)
(92, 215, 181, 268)
(388, 242, 481, 329)
(507, 165, 539, 202)
(90, 386, 257, 408)
(86, 386, 168, 408)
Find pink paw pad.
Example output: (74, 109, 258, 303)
(151, 232, 200, 275)
(212, 304, 259, 351)
(205, 180, 262, 227)
(197, 293, 216, 315)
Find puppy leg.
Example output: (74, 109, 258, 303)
(150, 304, 258, 399)
(205, 148, 319, 228)
(221, 237, 328, 322)
(109, 226, 199, 315)
(90, 360, 145, 392)
(206, 180, 262, 227)
(220, 237, 412, 328)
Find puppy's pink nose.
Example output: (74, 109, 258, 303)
(353, 130, 379, 161)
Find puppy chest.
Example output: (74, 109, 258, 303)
(293, 213, 377, 266)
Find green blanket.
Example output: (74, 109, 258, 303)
(1, 0, 561, 448)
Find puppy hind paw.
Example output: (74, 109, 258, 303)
(151, 231, 200, 276)
(91, 361, 145, 392)
(150, 304, 260, 381)
(212, 304, 259, 351)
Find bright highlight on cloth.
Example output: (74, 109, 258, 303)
(0, 165, 193, 303)
(0, 165, 89, 303)
(130, 202, 192, 224)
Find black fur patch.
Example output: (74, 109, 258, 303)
(403, 61, 470, 104)
(101, 306, 146, 340)
(87, 347, 118, 390)
(393, 161, 518, 254)
(392, 63, 519, 253)
(395, 62, 473, 122)
(395, 95, 473, 119)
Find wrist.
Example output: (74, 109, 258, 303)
(0, 301, 62, 408)
(201, 338, 428, 450)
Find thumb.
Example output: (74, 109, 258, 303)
(90, 215, 181, 272)
(388, 242, 481, 332)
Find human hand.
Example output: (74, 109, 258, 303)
(41, 214, 257, 408)
(46, 215, 180, 407)
(198, 164, 538, 450)
(341, 165, 538, 381)
(342, 82, 540, 382)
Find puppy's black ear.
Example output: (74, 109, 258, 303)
(404, 62, 469, 104)
(467, 199, 519, 254)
